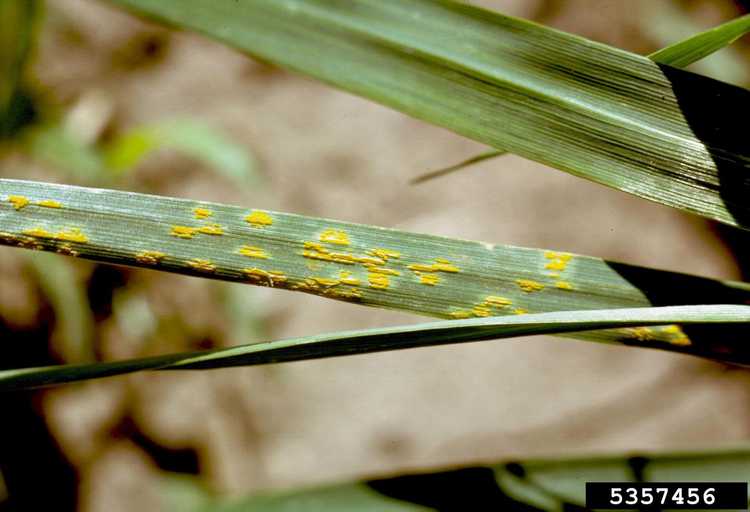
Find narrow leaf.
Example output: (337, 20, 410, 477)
(411, 11, 750, 186)
(1, 305, 748, 390)
(648, 13, 750, 68)
(410, 150, 506, 185)
(105, 0, 750, 229)
(3, 179, 750, 363)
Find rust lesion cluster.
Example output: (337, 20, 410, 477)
(544, 251, 574, 291)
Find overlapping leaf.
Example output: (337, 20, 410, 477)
(412, 11, 750, 185)
(649, 12, 750, 68)
(1, 305, 749, 390)
(106, 0, 750, 228)
(3, 179, 750, 375)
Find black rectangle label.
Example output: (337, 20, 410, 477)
(586, 482, 748, 509)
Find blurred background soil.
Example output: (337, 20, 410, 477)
(2, 0, 750, 510)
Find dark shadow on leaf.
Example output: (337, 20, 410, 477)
(366, 466, 586, 511)
(607, 261, 750, 364)
(657, 64, 750, 228)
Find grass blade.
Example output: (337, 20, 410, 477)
(649, 13, 750, 68)
(1, 305, 748, 390)
(103, 119, 258, 185)
(410, 149, 506, 185)
(3, 179, 750, 363)
(105, 0, 750, 229)
(410, 12, 750, 186)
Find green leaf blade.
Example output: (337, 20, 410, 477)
(649, 13, 750, 68)
(410, 150, 506, 184)
(2, 305, 749, 390)
(106, 0, 750, 228)
(3, 179, 750, 367)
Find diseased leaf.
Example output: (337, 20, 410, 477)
(3, 179, 750, 366)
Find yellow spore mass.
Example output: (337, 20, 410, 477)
(661, 325, 691, 346)
(367, 267, 401, 276)
(555, 281, 574, 291)
(368, 273, 390, 290)
(198, 224, 224, 236)
(516, 279, 544, 293)
(434, 261, 460, 273)
(472, 306, 491, 317)
(626, 327, 654, 342)
(407, 264, 433, 272)
(369, 248, 401, 261)
(544, 251, 572, 261)
(513, 308, 528, 315)
(484, 296, 512, 307)
(670, 336, 691, 346)
(419, 274, 440, 286)
(319, 229, 350, 246)
(171, 225, 198, 239)
(56, 229, 88, 243)
(407, 260, 460, 273)
(302, 248, 387, 268)
(8, 195, 30, 210)
(355, 255, 385, 266)
(37, 200, 62, 209)
(312, 277, 340, 287)
(194, 207, 213, 219)
(239, 245, 269, 259)
(21, 227, 88, 243)
(449, 310, 472, 319)
(338, 271, 361, 286)
(187, 259, 216, 273)
(136, 251, 166, 265)
(544, 251, 572, 272)
(304, 241, 328, 253)
(303, 250, 355, 265)
(545, 260, 567, 271)
(22, 227, 55, 239)
(245, 210, 273, 227)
